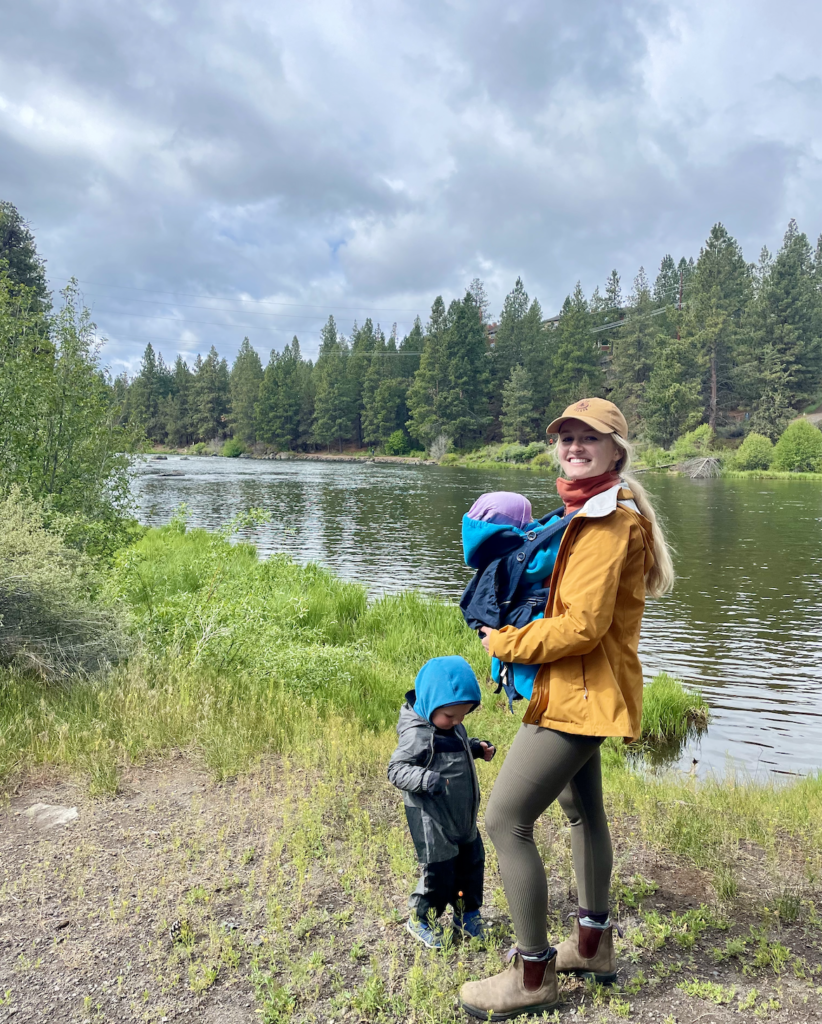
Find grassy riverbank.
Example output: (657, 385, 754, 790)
(2, 522, 822, 1021)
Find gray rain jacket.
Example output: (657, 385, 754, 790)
(388, 691, 484, 864)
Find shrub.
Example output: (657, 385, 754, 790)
(0, 491, 127, 678)
(221, 438, 245, 458)
(729, 433, 774, 471)
(383, 430, 411, 456)
(429, 433, 453, 461)
(191, 442, 210, 455)
(671, 424, 715, 462)
(636, 444, 669, 468)
(771, 419, 822, 472)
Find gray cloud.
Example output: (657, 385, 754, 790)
(1, 0, 820, 372)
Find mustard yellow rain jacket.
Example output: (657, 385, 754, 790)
(487, 483, 655, 741)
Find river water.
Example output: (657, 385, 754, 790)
(132, 457, 822, 778)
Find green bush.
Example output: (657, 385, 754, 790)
(0, 491, 127, 678)
(771, 419, 822, 472)
(636, 444, 669, 468)
(221, 438, 245, 458)
(383, 430, 411, 456)
(191, 442, 210, 456)
(729, 432, 774, 471)
(671, 424, 715, 462)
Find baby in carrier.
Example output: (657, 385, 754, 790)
(459, 491, 576, 708)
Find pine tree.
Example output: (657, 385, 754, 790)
(229, 337, 263, 444)
(312, 316, 355, 450)
(406, 296, 451, 447)
(348, 318, 377, 445)
(641, 334, 703, 446)
(500, 364, 536, 443)
(683, 224, 751, 429)
(744, 220, 822, 416)
(437, 292, 491, 446)
(547, 283, 603, 417)
(610, 269, 656, 425)
(604, 269, 622, 311)
(0, 201, 49, 309)
(653, 255, 679, 305)
(362, 326, 406, 445)
(130, 343, 165, 442)
(190, 347, 230, 441)
(163, 356, 193, 447)
(256, 337, 304, 449)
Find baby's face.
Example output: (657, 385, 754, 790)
(430, 702, 476, 729)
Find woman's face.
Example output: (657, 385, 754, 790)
(557, 419, 620, 480)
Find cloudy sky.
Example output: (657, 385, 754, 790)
(2, 0, 821, 372)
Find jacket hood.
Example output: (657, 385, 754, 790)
(413, 656, 482, 724)
(578, 483, 655, 571)
(462, 514, 531, 569)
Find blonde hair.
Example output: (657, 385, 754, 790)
(611, 434, 675, 597)
(551, 427, 675, 598)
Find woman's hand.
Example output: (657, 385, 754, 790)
(478, 626, 492, 653)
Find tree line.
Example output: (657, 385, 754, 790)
(118, 220, 822, 453)
(4, 200, 822, 464)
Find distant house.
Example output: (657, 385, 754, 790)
(485, 322, 499, 348)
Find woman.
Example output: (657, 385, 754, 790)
(460, 398, 674, 1021)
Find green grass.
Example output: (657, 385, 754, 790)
(3, 519, 822, 902)
(722, 469, 822, 481)
(639, 672, 708, 742)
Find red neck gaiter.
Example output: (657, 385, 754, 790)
(556, 471, 621, 514)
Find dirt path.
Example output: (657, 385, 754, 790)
(1, 761, 820, 1023)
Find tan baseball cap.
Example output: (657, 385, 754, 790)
(546, 398, 628, 438)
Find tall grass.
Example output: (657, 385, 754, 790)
(4, 519, 821, 884)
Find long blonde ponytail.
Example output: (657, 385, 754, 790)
(611, 434, 675, 597)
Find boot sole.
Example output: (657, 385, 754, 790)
(558, 967, 617, 985)
(461, 997, 560, 1020)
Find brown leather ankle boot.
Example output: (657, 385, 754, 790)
(460, 949, 559, 1020)
(555, 917, 618, 984)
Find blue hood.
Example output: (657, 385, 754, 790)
(462, 514, 533, 569)
(413, 656, 482, 724)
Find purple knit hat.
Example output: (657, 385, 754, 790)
(467, 491, 532, 530)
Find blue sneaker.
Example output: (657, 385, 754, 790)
(406, 917, 447, 949)
(454, 909, 487, 940)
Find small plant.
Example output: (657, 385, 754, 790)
(678, 979, 737, 1003)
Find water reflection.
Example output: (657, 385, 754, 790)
(133, 458, 822, 777)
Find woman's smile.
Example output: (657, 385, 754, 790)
(557, 418, 620, 479)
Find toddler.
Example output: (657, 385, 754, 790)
(388, 656, 496, 948)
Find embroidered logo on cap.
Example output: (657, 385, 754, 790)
(574, 400, 590, 411)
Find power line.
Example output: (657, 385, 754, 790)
(77, 279, 424, 313)
(88, 308, 421, 333)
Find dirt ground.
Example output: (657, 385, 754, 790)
(1, 759, 820, 1023)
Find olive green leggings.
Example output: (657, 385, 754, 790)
(485, 724, 612, 953)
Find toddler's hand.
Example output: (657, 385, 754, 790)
(479, 742, 496, 761)
(478, 627, 492, 653)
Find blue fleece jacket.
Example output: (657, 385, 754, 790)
(460, 509, 573, 701)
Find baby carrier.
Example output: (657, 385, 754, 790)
(459, 504, 578, 709)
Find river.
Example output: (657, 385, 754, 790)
(132, 456, 822, 778)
